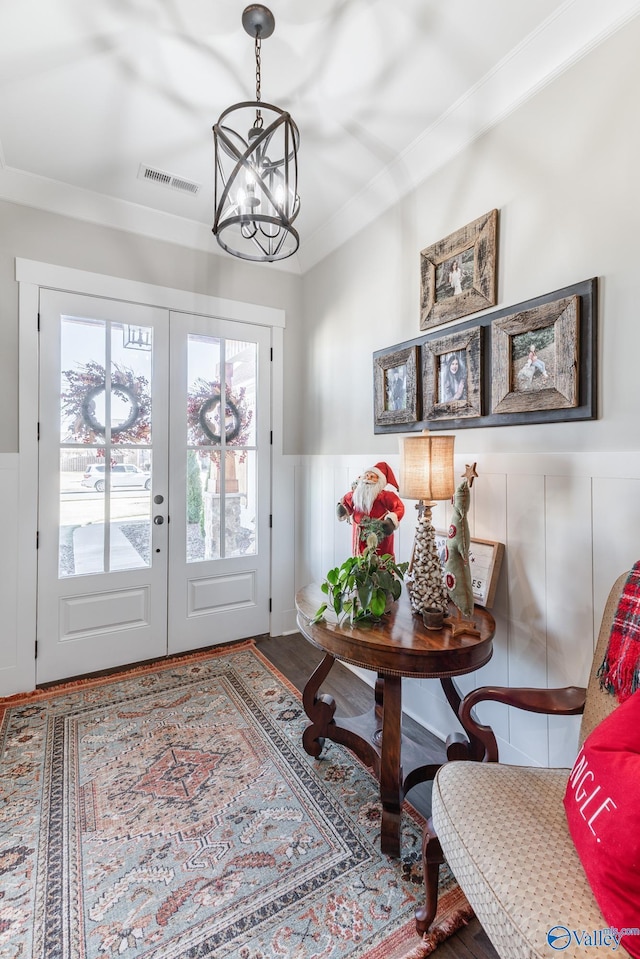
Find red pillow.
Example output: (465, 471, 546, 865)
(564, 691, 640, 958)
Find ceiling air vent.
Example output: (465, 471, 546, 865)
(138, 164, 200, 195)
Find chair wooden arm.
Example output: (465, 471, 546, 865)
(459, 685, 587, 762)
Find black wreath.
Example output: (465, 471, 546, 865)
(81, 384, 140, 436)
(198, 394, 242, 443)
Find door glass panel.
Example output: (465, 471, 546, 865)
(202, 451, 221, 561)
(59, 448, 106, 577)
(200, 451, 221, 561)
(186, 335, 257, 563)
(60, 319, 105, 444)
(225, 449, 256, 557)
(59, 316, 153, 576)
(226, 339, 257, 447)
(186, 449, 207, 563)
(110, 453, 153, 572)
(110, 324, 153, 446)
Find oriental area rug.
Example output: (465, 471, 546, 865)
(0, 641, 472, 959)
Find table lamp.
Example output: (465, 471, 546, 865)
(398, 431, 455, 618)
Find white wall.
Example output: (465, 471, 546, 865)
(299, 18, 640, 458)
(290, 20, 640, 767)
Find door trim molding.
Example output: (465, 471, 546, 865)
(15, 258, 286, 328)
(13, 258, 286, 696)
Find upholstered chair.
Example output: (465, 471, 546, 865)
(417, 570, 633, 959)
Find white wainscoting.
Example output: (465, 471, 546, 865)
(0, 455, 23, 690)
(289, 452, 640, 768)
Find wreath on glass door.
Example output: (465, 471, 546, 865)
(187, 378, 252, 455)
(61, 361, 151, 443)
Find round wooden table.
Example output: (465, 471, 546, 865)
(295, 584, 496, 857)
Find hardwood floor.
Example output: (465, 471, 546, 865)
(256, 632, 499, 959)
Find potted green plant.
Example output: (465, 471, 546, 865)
(314, 530, 409, 626)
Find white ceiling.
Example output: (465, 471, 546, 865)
(1, 0, 639, 274)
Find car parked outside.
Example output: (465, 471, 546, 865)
(81, 464, 151, 492)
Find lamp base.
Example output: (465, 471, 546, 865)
(406, 505, 448, 616)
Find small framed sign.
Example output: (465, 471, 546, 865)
(435, 532, 504, 608)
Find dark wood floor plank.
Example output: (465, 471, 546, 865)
(256, 632, 499, 959)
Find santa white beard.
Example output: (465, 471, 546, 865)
(352, 475, 386, 515)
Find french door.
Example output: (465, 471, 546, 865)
(36, 290, 271, 683)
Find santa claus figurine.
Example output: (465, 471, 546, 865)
(337, 462, 405, 559)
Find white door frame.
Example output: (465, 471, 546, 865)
(15, 258, 286, 695)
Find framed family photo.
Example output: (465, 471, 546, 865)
(491, 295, 580, 415)
(420, 209, 498, 331)
(373, 344, 419, 427)
(372, 278, 596, 434)
(422, 325, 482, 421)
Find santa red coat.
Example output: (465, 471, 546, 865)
(341, 489, 404, 559)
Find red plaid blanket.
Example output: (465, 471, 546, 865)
(598, 561, 640, 702)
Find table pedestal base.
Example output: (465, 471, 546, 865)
(302, 653, 481, 857)
(296, 586, 495, 858)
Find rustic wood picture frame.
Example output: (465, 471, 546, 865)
(435, 532, 504, 608)
(420, 209, 498, 330)
(491, 295, 579, 415)
(422, 326, 482, 421)
(373, 278, 597, 434)
(373, 344, 419, 427)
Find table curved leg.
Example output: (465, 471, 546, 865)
(440, 675, 462, 716)
(379, 674, 402, 857)
(440, 676, 484, 761)
(302, 653, 337, 758)
(371, 675, 385, 746)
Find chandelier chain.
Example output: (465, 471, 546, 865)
(254, 35, 263, 128)
(255, 36, 261, 101)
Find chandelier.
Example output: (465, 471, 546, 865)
(212, 4, 300, 262)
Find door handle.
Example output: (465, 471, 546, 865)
(153, 516, 164, 525)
